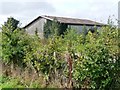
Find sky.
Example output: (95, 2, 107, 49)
(0, 0, 119, 27)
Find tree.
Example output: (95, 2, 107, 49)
(4, 17, 19, 32)
(44, 18, 68, 38)
(44, 20, 52, 38)
(2, 17, 30, 66)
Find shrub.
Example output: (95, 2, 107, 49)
(2, 17, 119, 89)
(72, 26, 119, 89)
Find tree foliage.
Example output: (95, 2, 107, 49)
(2, 17, 120, 89)
(2, 17, 33, 66)
(4, 17, 19, 31)
(44, 18, 67, 38)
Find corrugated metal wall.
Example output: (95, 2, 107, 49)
(68, 25, 100, 33)
(25, 18, 46, 38)
(25, 18, 102, 38)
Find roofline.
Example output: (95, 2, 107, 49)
(42, 15, 107, 26)
(63, 23, 107, 26)
(23, 15, 106, 29)
(23, 16, 42, 29)
(41, 15, 53, 21)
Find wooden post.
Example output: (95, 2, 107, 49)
(66, 52, 73, 88)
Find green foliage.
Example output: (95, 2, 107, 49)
(44, 18, 67, 38)
(44, 20, 52, 38)
(0, 75, 24, 88)
(0, 75, 41, 88)
(2, 17, 33, 66)
(2, 17, 119, 89)
(24, 26, 119, 89)
(0, 32, 2, 60)
(4, 17, 19, 32)
(50, 18, 60, 36)
(43, 19, 60, 38)
(72, 26, 119, 89)
(24, 35, 66, 80)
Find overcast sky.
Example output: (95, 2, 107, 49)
(0, 0, 119, 27)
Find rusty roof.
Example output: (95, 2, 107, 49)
(23, 15, 106, 28)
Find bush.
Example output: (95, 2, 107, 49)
(72, 26, 119, 89)
(2, 17, 119, 89)
(1, 17, 38, 67)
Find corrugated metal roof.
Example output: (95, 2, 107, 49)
(43, 15, 105, 25)
(23, 15, 106, 28)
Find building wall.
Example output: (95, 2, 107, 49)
(25, 18, 102, 38)
(25, 18, 46, 38)
(68, 25, 101, 34)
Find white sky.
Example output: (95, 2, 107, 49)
(0, 0, 119, 27)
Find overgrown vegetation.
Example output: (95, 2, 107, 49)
(0, 31, 2, 60)
(1, 17, 120, 89)
(44, 18, 67, 38)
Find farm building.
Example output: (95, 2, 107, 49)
(23, 15, 105, 38)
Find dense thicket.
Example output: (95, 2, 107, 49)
(1, 17, 120, 89)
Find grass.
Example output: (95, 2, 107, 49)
(0, 32, 1, 59)
(0, 75, 25, 88)
(0, 75, 44, 88)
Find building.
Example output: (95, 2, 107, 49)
(23, 15, 105, 38)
